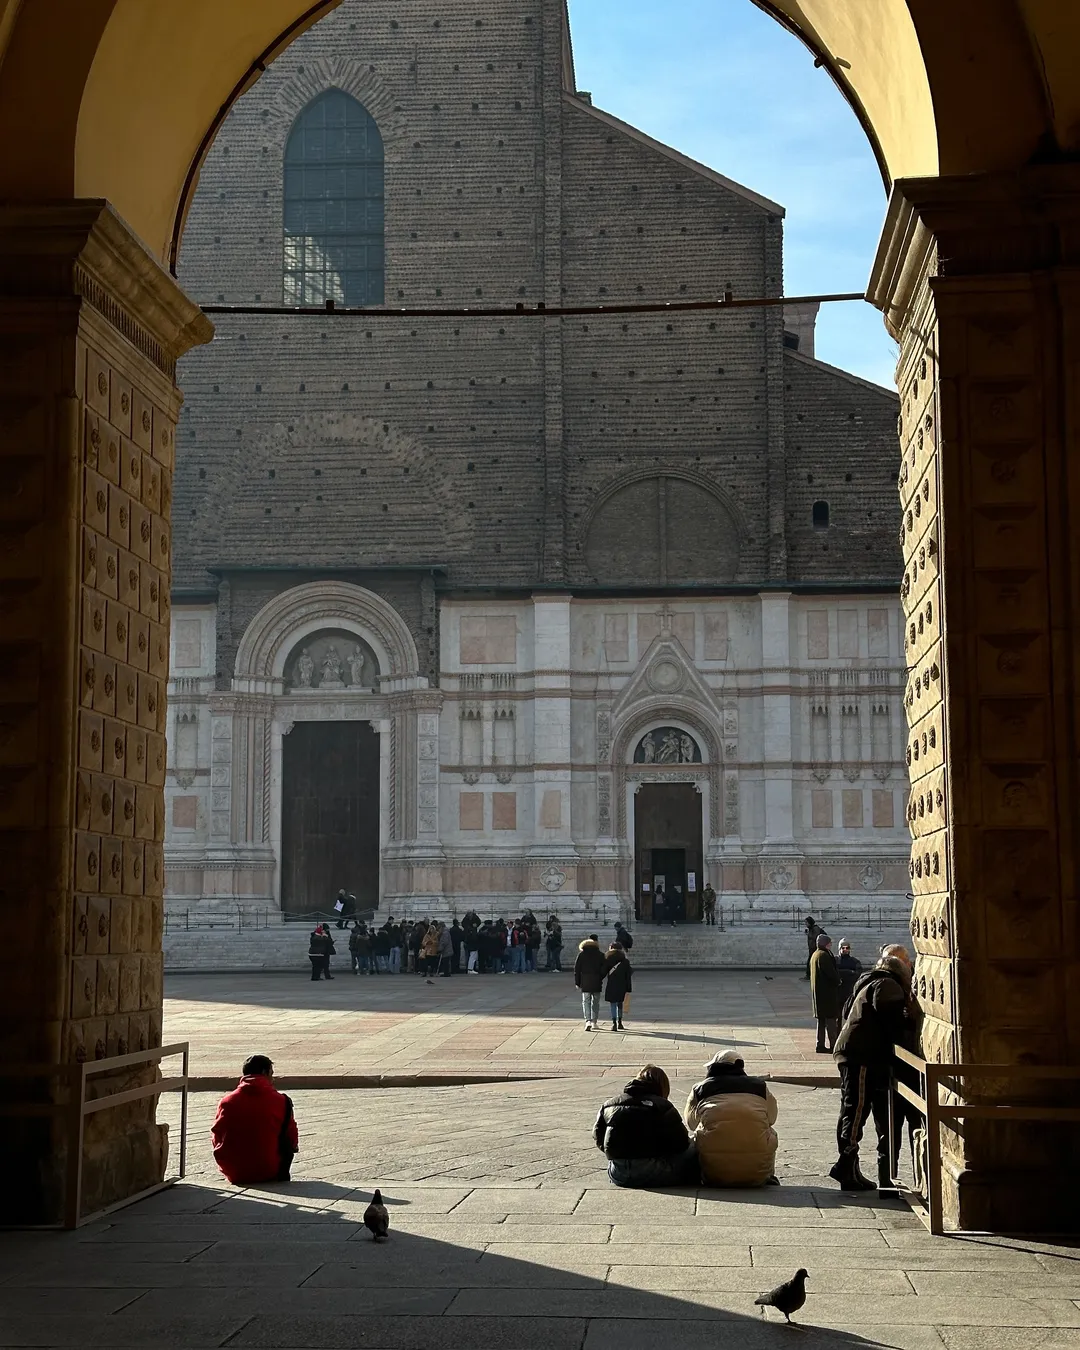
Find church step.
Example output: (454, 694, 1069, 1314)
(163, 921, 909, 972)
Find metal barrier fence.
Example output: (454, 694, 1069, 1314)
(0, 1043, 189, 1228)
(889, 1044, 1080, 1235)
(163, 902, 903, 935)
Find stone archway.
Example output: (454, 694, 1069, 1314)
(3, 0, 1080, 1231)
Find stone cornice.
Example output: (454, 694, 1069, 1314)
(0, 201, 213, 376)
(869, 166, 1080, 338)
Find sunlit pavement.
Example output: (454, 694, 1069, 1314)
(3, 1077, 1079, 1348)
(163, 968, 837, 1085)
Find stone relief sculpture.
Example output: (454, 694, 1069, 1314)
(634, 727, 701, 764)
(296, 648, 314, 688)
(348, 646, 365, 687)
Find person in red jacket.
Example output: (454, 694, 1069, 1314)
(210, 1055, 299, 1185)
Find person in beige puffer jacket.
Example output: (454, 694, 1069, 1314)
(685, 1050, 779, 1187)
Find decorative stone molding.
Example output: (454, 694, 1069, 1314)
(233, 581, 422, 690)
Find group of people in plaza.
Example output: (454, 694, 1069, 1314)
(309, 910, 567, 979)
(593, 937, 923, 1195)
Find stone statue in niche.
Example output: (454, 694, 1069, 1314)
(635, 727, 702, 764)
(321, 645, 344, 689)
(348, 646, 365, 687)
(296, 649, 314, 688)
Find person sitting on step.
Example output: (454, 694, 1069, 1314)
(594, 1063, 699, 1188)
(685, 1051, 779, 1187)
(211, 1055, 299, 1186)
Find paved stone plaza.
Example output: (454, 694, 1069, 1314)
(162, 969, 838, 1084)
(1, 972, 1078, 1347)
(2, 1078, 1080, 1347)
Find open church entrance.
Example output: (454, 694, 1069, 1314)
(280, 722, 380, 916)
(634, 783, 704, 923)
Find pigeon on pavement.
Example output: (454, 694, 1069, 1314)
(363, 1188, 389, 1241)
(755, 1268, 808, 1322)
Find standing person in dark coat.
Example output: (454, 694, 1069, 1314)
(348, 922, 369, 975)
(308, 925, 335, 980)
(803, 915, 825, 979)
(614, 921, 634, 952)
(830, 951, 919, 1192)
(450, 920, 463, 973)
(374, 923, 392, 973)
(702, 883, 718, 926)
(836, 938, 863, 1007)
(366, 924, 378, 972)
(653, 886, 666, 926)
(594, 1064, 697, 1188)
(603, 943, 633, 1031)
(335, 890, 356, 929)
(464, 921, 480, 974)
(574, 935, 606, 1030)
(809, 933, 842, 1053)
(544, 918, 563, 972)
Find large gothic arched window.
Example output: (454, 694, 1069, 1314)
(283, 89, 384, 306)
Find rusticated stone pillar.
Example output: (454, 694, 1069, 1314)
(0, 203, 211, 1223)
(870, 169, 1080, 1232)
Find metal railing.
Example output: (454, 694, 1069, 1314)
(889, 1045, 1080, 1235)
(0, 1043, 189, 1228)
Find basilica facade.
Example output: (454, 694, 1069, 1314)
(165, 0, 908, 923)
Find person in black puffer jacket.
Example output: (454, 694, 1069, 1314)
(830, 951, 919, 1193)
(594, 1064, 698, 1188)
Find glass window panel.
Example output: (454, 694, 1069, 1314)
(283, 89, 384, 305)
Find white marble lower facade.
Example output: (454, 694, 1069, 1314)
(164, 581, 912, 920)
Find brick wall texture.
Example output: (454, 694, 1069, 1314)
(174, 0, 900, 643)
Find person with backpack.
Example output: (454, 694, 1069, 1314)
(211, 1055, 299, 1185)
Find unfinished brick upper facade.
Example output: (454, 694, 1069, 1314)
(166, 0, 908, 922)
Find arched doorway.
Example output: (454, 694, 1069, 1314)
(2, 0, 1080, 1232)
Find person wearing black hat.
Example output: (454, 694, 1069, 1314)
(803, 915, 825, 980)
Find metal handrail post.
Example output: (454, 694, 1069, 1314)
(925, 1060, 944, 1236)
(179, 1045, 189, 1179)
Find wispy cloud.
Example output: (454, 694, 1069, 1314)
(567, 0, 895, 387)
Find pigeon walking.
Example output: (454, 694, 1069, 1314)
(755, 1268, 808, 1323)
(363, 1188, 389, 1241)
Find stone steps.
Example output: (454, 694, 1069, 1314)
(163, 919, 909, 972)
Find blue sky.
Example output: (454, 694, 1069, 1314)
(567, 0, 898, 389)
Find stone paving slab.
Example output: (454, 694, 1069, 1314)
(226, 1315, 591, 1348)
(584, 1321, 951, 1350)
